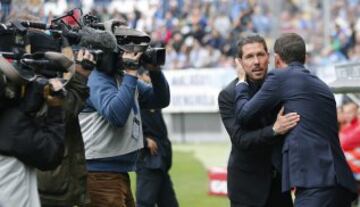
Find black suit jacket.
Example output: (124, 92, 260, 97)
(234, 62, 357, 194)
(218, 78, 283, 206)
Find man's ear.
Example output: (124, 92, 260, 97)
(235, 57, 241, 65)
(235, 57, 244, 71)
(274, 53, 281, 68)
(274, 53, 288, 69)
(235, 57, 244, 67)
(305, 53, 308, 64)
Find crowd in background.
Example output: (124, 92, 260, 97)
(2, 0, 360, 70)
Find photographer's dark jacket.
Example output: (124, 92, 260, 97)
(0, 75, 6, 110)
(0, 104, 65, 170)
(138, 109, 172, 172)
(79, 70, 170, 173)
(37, 73, 90, 206)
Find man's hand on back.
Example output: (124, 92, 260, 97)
(273, 107, 300, 135)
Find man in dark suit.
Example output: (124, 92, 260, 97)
(136, 69, 178, 207)
(218, 34, 299, 207)
(234, 33, 357, 206)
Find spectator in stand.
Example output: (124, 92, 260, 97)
(337, 106, 347, 129)
(189, 39, 208, 68)
(204, 29, 226, 50)
(340, 102, 360, 151)
(342, 102, 359, 129)
(0, 0, 11, 21)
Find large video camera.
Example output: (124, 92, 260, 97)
(0, 8, 167, 91)
(78, 11, 166, 66)
(48, 9, 165, 74)
(0, 19, 75, 102)
(71, 11, 166, 69)
(114, 26, 166, 67)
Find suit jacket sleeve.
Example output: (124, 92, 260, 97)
(235, 71, 282, 124)
(218, 88, 276, 150)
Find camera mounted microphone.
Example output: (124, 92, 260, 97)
(78, 26, 118, 52)
(77, 26, 119, 74)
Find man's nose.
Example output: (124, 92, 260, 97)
(253, 56, 260, 64)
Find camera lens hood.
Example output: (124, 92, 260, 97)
(0, 55, 32, 84)
(114, 27, 151, 53)
(0, 51, 75, 87)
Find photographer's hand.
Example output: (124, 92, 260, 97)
(76, 49, 95, 78)
(122, 51, 142, 76)
(61, 34, 74, 60)
(144, 63, 161, 72)
(146, 137, 158, 155)
(44, 79, 65, 107)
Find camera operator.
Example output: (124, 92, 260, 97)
(135, 69, 178, 207)
(0, 16, 64, 207)
(37, 49, 95, 207)
(79, 32, 170, 206)
(0, 76, 66, 207)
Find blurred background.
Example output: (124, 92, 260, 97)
(3, 0, 360, 206)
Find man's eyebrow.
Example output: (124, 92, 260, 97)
(245, 53, 254, 57)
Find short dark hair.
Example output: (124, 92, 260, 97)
(237, 34, 268, 58)
(274, 33, 306, 64)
